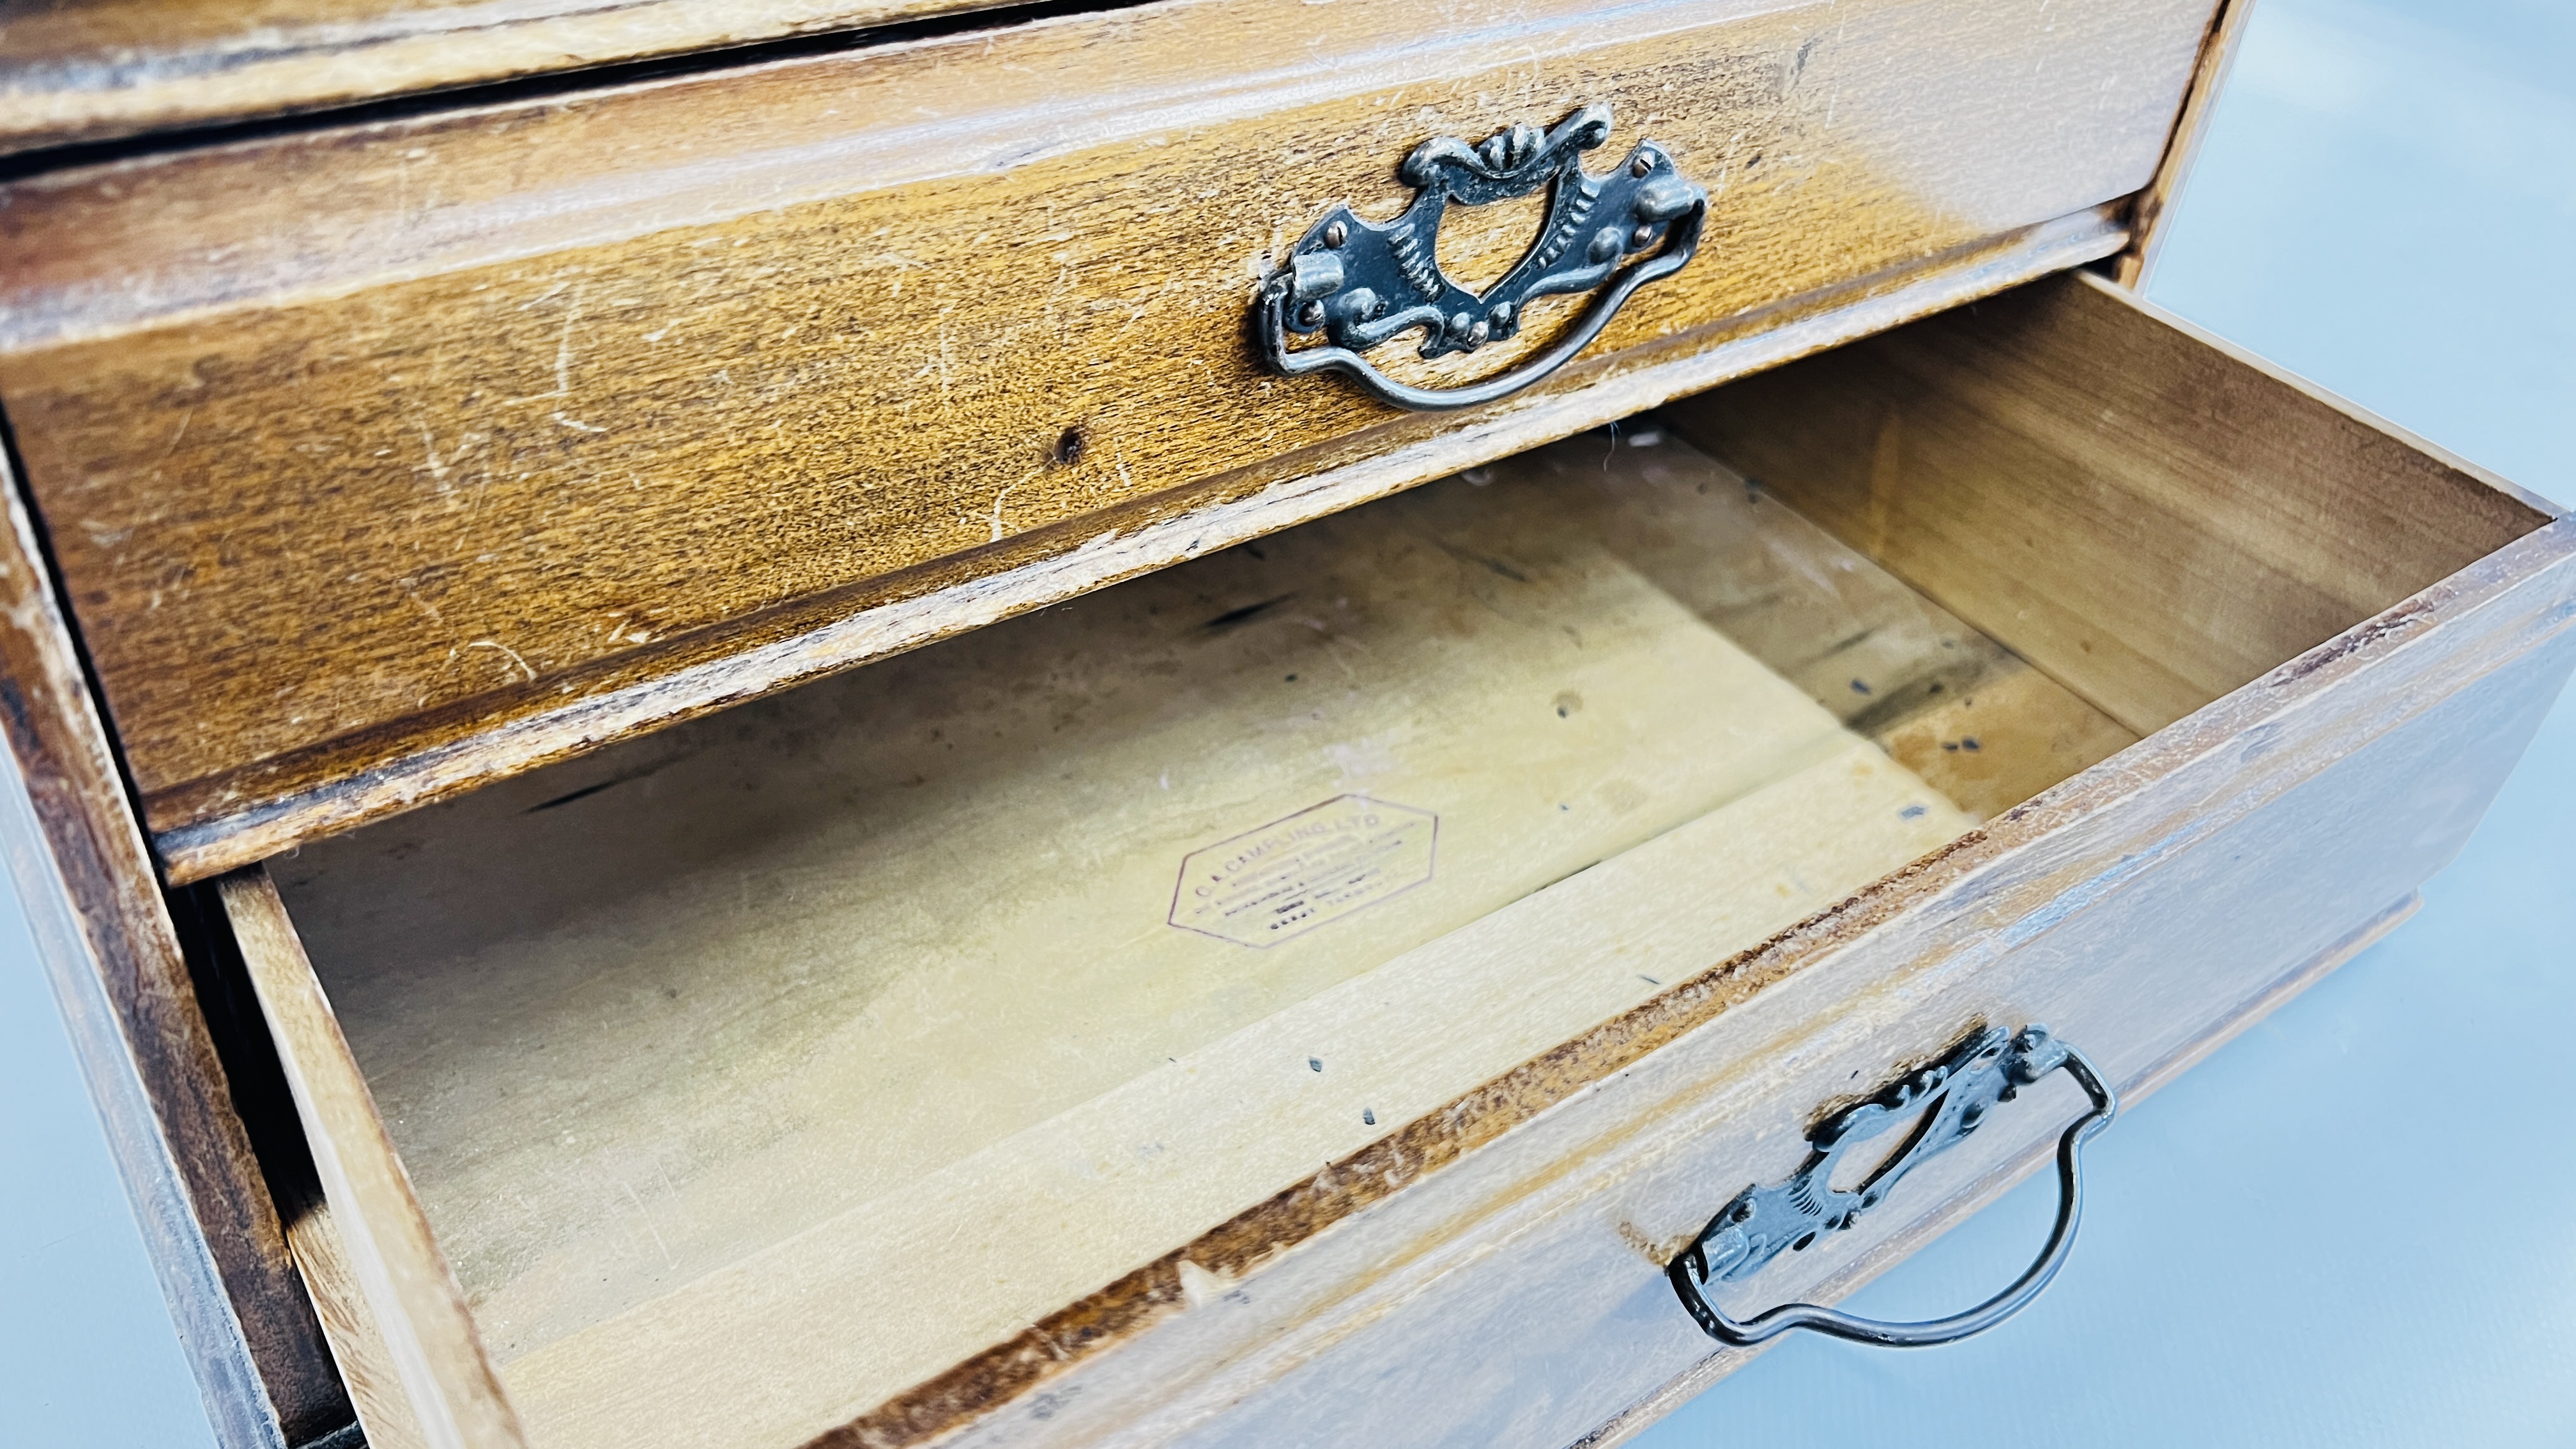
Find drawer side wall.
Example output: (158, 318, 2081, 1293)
(1667, 272, 2550, 737)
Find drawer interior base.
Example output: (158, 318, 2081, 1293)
(267, 426, 2131, 1449)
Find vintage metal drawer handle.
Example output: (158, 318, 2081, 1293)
(1256, 103, 1706, 411)
(1667, 1023, 2117, 1348)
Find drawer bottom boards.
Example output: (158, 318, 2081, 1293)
(220, 273, 2573, 1449)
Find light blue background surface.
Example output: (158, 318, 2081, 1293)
(3, 1, 2569, 1443)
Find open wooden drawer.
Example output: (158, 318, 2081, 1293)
(206, 272, 2574, 1449)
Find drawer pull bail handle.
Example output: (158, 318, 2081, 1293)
(1256, 103, 1706, 411)
(1667, 1023, 2117, 1348)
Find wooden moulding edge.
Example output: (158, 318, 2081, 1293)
(2112, 0, 2256, 289)
(0, 428, 351, 1443)
(0, 0, 1031, 160)
(0, 610, 291, 1449)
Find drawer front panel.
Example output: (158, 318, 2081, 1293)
(1154, 632, 2576, 1449)
(0, 0, 2216, 879)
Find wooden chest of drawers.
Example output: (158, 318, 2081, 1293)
(3, 3, 2568, 1448)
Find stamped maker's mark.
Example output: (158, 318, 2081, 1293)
(1169, 795, 1439, 948)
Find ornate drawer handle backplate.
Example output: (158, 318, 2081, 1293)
(1668, 1023, 2119, 1348)
(1256, 104, 1706, 411)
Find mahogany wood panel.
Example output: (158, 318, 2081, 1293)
(0, 0, 1003, 155)
(0, 0, 2219, 881)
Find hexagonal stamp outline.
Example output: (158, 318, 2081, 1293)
(1167, 794, 1439, 948)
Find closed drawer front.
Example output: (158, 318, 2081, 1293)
(1, 0, 2218, 882)
(217, 272, 2573, 1449)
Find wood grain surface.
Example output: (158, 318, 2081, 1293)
(131, 208, 2131, 886)
(265, 430, 2067, 1449)
(834, 283, 2572, 1449)
(1555, 436, 2138, 818)
(1667, 271, 2547, 735)
(0, 0, 1008, 155)
(0, 0, 2218, 880)
(222, 867, 527, 1449)
(0, 443, 351, 1441)
(226, 275, 2569, 1448)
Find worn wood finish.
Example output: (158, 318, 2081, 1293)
(232, 257, 2571, 1446)
(1584, 887, 2426, 1449)
(143, 211, 2131, 887)
(0, 0, 2219, 879)
(0, 448, 348, 1443)
(874, 326, 2572, 1449)
(283, 1190, 433, 1449)
(1667, 271, 2546, 737)
(221, 868, 526, 1449)
(259, 429, 2113, 1449)
(2114, 0, 2256, 289)
(0, 0, 1006, 155)
(0, 0, 2202, 353)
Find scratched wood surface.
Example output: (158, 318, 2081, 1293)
(0, 0, 2218, 881)
(817, 270, 2569, 1449)
(248, 427, 2140, 1449)
(0, 0, 1006, 155)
